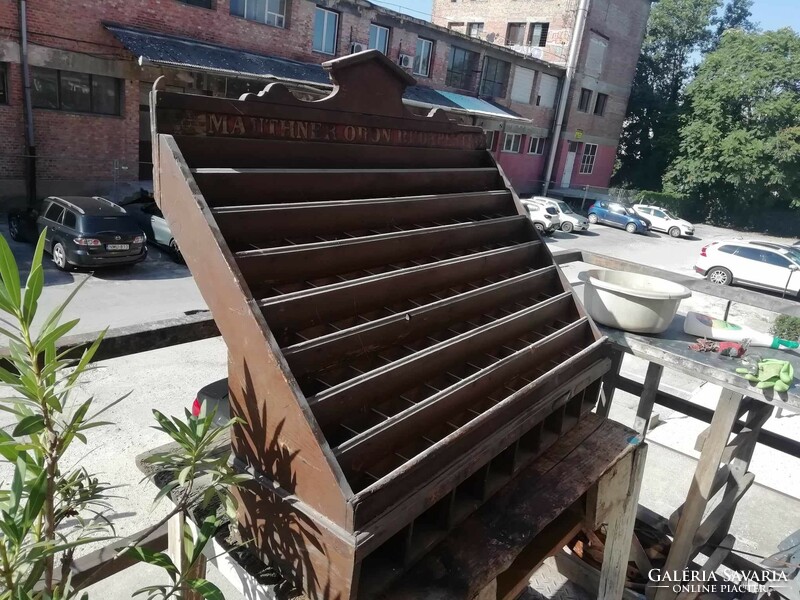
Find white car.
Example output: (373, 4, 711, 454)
(524, 196, 590, 233)
(695, 240, 800, 296)
(632, 204, 694, 238)
(520, 199, 559, 236)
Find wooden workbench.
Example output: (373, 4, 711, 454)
(597, 316, 799, 600)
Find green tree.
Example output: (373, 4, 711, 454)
(664, 28, 800, 226)
(613, 0, 754, 191)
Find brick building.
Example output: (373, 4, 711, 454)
(0, 0, 649, 204)
(433, 0, 652, 196)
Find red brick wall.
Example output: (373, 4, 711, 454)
(496, 138, 548, 194)
(0, 64, 26, 179)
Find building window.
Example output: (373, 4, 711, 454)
(446, 46, 480, 90)
(528, 137, 545, 155)
(0, 63, 7, 104)
(577, 87, 592, 112)
(536, 73, 559, 108)
(313, 7, 338, 55)
(414, 38, 434, 77)
(369, 24, 390, 54)
(31, 67, 121, 115)
(579, 143, 597, 174)
(528, 22, 549, 47)
(177, 0, 213, 7)
(502, 133, 522, 153)
(486, 130, 498, 150)
(479, 56, 510, 98)
(230, 0, 285, 27)
(467, 22, 484, 38)
(448, 21, 465, 32)
(593, 92, 608, 116)
(506, 23, 525, 46)
(510, 65, 535, 104)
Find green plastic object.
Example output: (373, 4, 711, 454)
(736, 359, 794, 392)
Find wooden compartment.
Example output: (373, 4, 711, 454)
(151, 50, 608, 600)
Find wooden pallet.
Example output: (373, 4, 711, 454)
(151, 50, 609, 600)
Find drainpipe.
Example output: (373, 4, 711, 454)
(542, 0, 590, 196)
(18, 0, 36, 205)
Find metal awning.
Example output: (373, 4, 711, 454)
(104, 23, 529, 123)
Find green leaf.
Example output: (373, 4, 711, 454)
(37, 274, 90, 340)
(125, 547, 179, 576)
(0, 234, 21, 309)
(22, 469, 47, 528)
(21, 264, 43, 326)
(190, 515, 219, 565)
(34, 318, 79, 355)
(66, 329, 106, 388)
(13, 414, 46, 437)
(185, 578, 224, 600)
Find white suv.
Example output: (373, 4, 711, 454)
(695, 240, 800, 296)
(524, 196, 590, 233)
(632, 204, 694, 238)
(520, 199, 560, 236)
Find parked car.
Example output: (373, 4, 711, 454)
(123, 193, 182, 262)
(520, 200, 559, 236)
(695, 240, 800, 296)
(523, 196, 590, 233)
(587, 201, 649, 234)
(632, 204, 694, 238)
(8, 196, 147, 270)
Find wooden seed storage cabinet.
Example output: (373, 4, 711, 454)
(151, 51, 610, 600)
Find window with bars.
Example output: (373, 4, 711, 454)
(369, 24, 390, 54)
(0, 63, 7, 104)
(593, 92, 608, 116)
(479, 56, 510, 98)
(446, 46, 480, 90)
(579, 144, 597, 174)
(413, 38, 434, 77)
(528, 23, 549, 47)
(313, 7, 339, 54)
(31, 67, 121, 115)
(577, 87, 592, 112)
(230, 0, 286, 27)
(506, 23, 526, 46)
(502, 133, 522, 153)
(528, 137, 545, 155)
(467, 22, 484, 38)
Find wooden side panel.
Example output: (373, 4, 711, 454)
(157, 135, 352, 524)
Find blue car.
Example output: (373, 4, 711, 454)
(587, 201, 649, 234)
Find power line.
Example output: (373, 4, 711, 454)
(369, 0, 433, 20)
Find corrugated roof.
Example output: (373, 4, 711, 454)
(105, 23, 525, 121)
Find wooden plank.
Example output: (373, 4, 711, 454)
(693, 472, 754, 547)
(598, 347, 623, 418)
(634, 362, 664, 438)
(193, 167, 503, 206)
(598, 443, 648, 600)
(654, 386, 743, 600)
(175, 135, 490, 169)
(282, 266, 561, 376)
(675, 535, 735, 600)
(333, 318, 590, 472)
(310, 294, 578, 429)
(261, 242, 543, 330)
(615, 373, 800, 459)
(496, 508, 583, 600)
(212, 190, 515, 247)
(237, 215, 530, 290)
(353, 348, 609, 532)
(70, 523, 169, 589)
(381, 415, 641, 600)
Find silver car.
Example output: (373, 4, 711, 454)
(124, 196, 182, 263)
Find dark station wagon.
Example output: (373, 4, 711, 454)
(9, 196, 147, 270)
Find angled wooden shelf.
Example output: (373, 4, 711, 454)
(151, 49, 609, 600)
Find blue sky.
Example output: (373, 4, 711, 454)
(370, 0, 800, 31)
